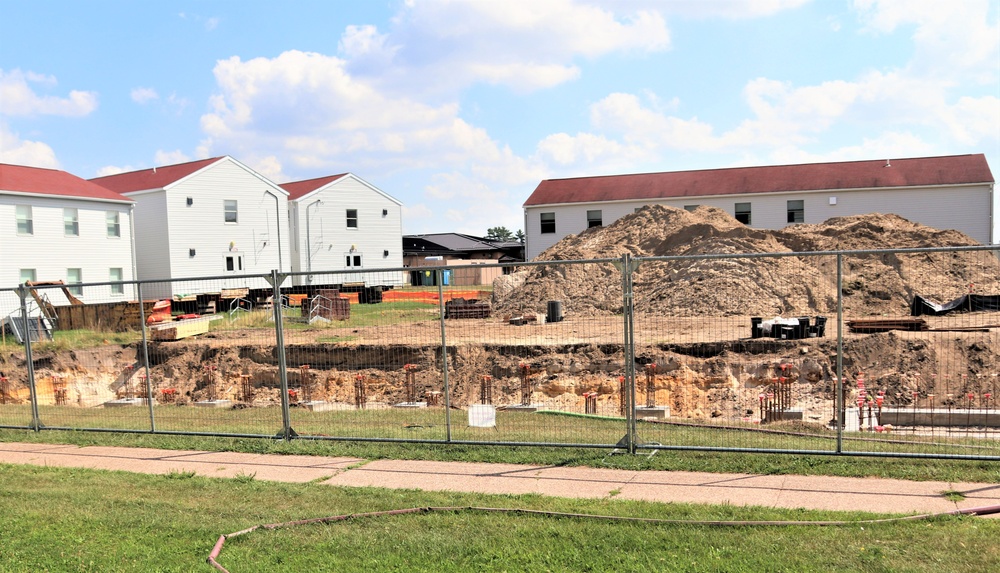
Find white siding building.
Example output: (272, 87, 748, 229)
(1, 163, 135, 318)
(91, 156, 289, 298)
(281, 173, 404, 287)
(523, 154, 996, 261)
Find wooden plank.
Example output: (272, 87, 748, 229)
(148, 317, 211, 340)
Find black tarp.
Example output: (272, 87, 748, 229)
(910, 294, 1000, 316)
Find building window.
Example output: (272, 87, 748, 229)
(15, 205, 33, 235)
(586, 210, 603, 228)
(683, 205, 699, 212)
(109, 268, 124, 295)
(346, 209, 358, 228)
(224, 200, 238, 223)
(787, 200, 804, 223)
(19, 269, 36, 284)
(346, 254, 362, 268)
(225, 254, 244, 272)
(540, 212, 555, 234)
(67, 268, 83, 296)
(106, 211, 121, 237)
(64, 208, 79, 236)
(735, 202, 751, 225)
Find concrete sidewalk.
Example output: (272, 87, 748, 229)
(2, 441, 998, 516)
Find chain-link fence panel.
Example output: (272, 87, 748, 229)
(0, 287, 34, 429)
(447, 259, 630, 447)
(629, 252, 841, 454)
(836, 246, 1000, 458)
(277, 267, 450, 441)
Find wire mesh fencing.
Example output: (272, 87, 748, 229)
(1, 245, 998, 459)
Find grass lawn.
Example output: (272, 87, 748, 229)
(1, 463, 996, 573)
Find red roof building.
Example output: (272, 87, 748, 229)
(1, 164, 135, 308)
(522, 154, 995, 259)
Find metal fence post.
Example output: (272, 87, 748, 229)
(16, 284, 42, 431)
(137, 281, 156, 433)
(269, 270, 294, 440)
(438, 269, 452, 442)
(835, 253, 844, 453)
(621, 253, 638, 454)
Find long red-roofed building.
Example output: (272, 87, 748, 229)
(522, 154, 995, 260)
(1, 163, 136, 321)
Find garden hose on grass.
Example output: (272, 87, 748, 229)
(207, 504, 1000, 572)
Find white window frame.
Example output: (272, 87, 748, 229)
(109, 268, 124, 296)
(540, 212, 555, 234)
(64, 208, 80, 236)
(735, 202, 751, 225)
(67, 268, 83, 296)
(19, 269, 36, 285)
(586, 210, 603, 228)
(106, 211, 121, 238)
(787, 199, 804, 223)
(224, 200, 238, 224)
(345, 253, 363, 268)
(224, 254, 244, 273)
(346, 209, 358, 229)
(15, 205, 33, 235)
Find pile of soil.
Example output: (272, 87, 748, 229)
(495, 205, 1000, 317)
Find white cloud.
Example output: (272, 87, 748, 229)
(0, 122, 59, 168)
(345, 1, 670, 94)
(154, 149, 191, 165)
(131, 87, 159, 104)
(95, 165, 133, 177)
(853, 0, 999, 83)
(0, 69, 97, 117)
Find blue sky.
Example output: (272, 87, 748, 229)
(2, 0, 998, 238)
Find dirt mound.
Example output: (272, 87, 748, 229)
(495, 205, 998, 317)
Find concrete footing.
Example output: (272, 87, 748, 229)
(504, 404, 543, 413)
(103, 398, 146, 408)
(193, 400, 232, 409)
(878, 408, 1000, 427)
(394, 402, 427, 409)
(635, 406, 669, 419)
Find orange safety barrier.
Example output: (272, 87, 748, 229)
(382, 290, 490, 304)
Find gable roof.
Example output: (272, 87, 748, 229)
(89, 157, 224, 193)
(524, 154, 995, 207)
(0, 163, 133, 203)
(279, 173, 348, 201)
(404, 233, 507, 254)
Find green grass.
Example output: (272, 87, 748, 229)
(214, 300, 439, 332)
(0, 463, 996, 573)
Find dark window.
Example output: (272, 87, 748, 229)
(225, 255, 243, 272)
(346, 254, 363, 267)
(735, 202, 751, 225)
(224, 200, 238, 223)
(346, 209, 358, 228)
(540, 212, 555, 234)
(787, 200, 804, 223)
(586, 210, 603, 228)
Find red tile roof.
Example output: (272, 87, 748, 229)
(0, 163, 133, 203)
(523, 154, 994, 207)
(89, 157, 224, 193)
(279, 173, 348, 201)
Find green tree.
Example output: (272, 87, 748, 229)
(485, 226, 515, 241)
(515, 230, 524, 243)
